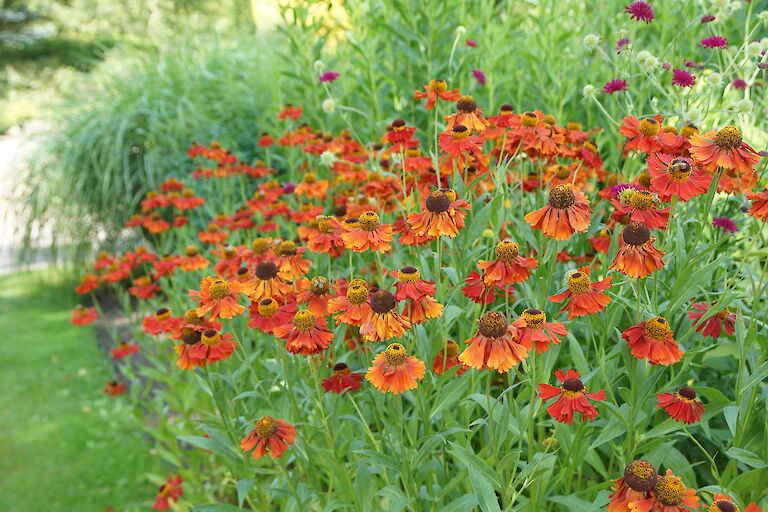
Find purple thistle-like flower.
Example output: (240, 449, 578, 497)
(472, 69, 486, 86)
(603, 79, 628, 94)
(624, 1, 654, 23)
(616, 38, 630, 54)
(699, 36, 728, 49)
(732, 78, 748, 90)
(282, 182, 296, 194)
(712, 217, 739, 233)
(758, 62, 768, 69)
(662, 62, 671, 70)
(466, 39, 478, 48)
(319, 71, 340, 83)
(701, 15, 715, 23)
(672, 68, 696, 88)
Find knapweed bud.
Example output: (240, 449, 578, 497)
(320, 150, 336, 167)
(583, 33, 600, 50)
(746, 41, 762, 57)
(736, 98, 753, 114)
(582, 84, 596, 98)
(322, 98, 336, 113)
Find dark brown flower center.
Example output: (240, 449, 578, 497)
(562, 377, 585, 392)
(678, 386, 696, 400)
(370, 290, 396, 314)
(426, 191, 451, 213)
(457, 95, 477, 112)
(478, 311, 507, 338)
(255, 261, 278, 280)
(548, 184, 576, 209)
(622, 222, 651, 246)
(714, 500, 737, 512)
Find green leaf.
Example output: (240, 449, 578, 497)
(469, 470, 502, 512)
(447, 442, 502, 490)
(723, 406, 739, 437)
(177, 435, 240, 460)
(741, 360, 768, 394)
(726, 448, 767, 469)
(194, 505, 247, 512)
(548, 495, 596, 511)
(236, 480, 255, 508)
(442, 494, 479, 512)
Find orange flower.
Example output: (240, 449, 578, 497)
(273, 240, 311, 279)
(609, 222, 665, 278)
(647, 153, 712, 202)
(628, 469, 699, 512)
(179, 246, 210, 272)
(129, 276, 162, 299)
(608, 460, 657, 512)
(341, 212, 393, 253)
(407, 189, 470, 239)
(512, 308, 568, 354)
(657, 386, 705, 424)
(611, 189, 670, 230)
(365, 343, 426, 394)
(294, 172, 328, 199)
(321, 362, 364, 393)
(619, 115, 682, 155)
(385, 118, 416, 148)
(306, 216, 343, 253)
(438, 125, 485, 172)
(240, 416, 296, 459)
(689, 126, 760, 174)
(414, 79, 461, 109)
(549, 266, 612, 319)
(295, 276, 336, 317)
(189, 276, 253, 320)
(478, 240, 539, 285)
(707, 494, 743, 512)
(273, 310, 334, 355)
(71, 305, 98, 326)
(622, 316, 682, 366)
(445, 95, 488, 132)
(433, 340, 469, 376)
(198, 223, 228, 244)
(462, 270, 515, 305)
(359, 290, 411, 342)
(152, 475, 183, 511)
(538, 369, 606, 424)
(247, 297, 296, 333)
(458, 312, 528, 372)
(746, 185, 768, 221)
(111, 341, 139, 359)
(524, 184, 592, 240)
(174, 329, 237, 370)
(75, 273, 100, 294)
(143, 307, 184, 336)
(328, 281, 372, 326)
(392, 266, 443, 324)
(250, 261, 293, 301)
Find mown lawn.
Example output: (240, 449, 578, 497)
(0, 268, 156, 512)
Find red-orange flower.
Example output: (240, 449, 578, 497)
(687, 302, 736, 338)
(608, 460, 658, 512)
(611, 189, 670, 230)
(432, 340, 468, 376)
(707, 494, 743, 512)
(609, 222, 665, 278)
(689, 126, 760, 174)
(273, 310, 334, 355)
(341, 212, 393, 253)
(537, 369, 606, 424)
(321, 362, 364, 393)
(240, 416, 296, 459)
(445, 95, 488, 132)
(174, 329, 237, 370)
(647, 153, 712, 202)
(392, 266, 443, 324)
(71, 306, 98, 326)
(628, 469, 699, 512)
(462, 270, 515, 305)
(524, 184, 592, 240)
(622, 317, 682, 366)
(152, 475, 183, 511)
(103, 381, 127, 397)
(359, 290, 411, 342)
(179, 246, 210, 272)
(458, 312, 528, 372)
(366, 343, 426, 394)
(128, 276, 162, 299)
(248, 297, 296, 333)
(549, 266, 612, 319)
(414, 79, 461, 109)
(620, 115, 682, 155)
(407, 189, 470, 239)
(143, 308, 184, 336)
(328, 281, 372, 326)
(657, 386, 705, 424)
(111, 341, 139, 359)
(273, 240, 312, 279)
(189, 276, 253, 320)
(478, 240, 539, 285)
(512, 308, 568, 354)
(746, 186, 768, 221)
(75, 273, 100, 294)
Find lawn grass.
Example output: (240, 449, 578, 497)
(0, 268, 157, 512)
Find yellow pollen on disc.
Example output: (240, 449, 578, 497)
(207, 223, 220, 233)
(522, 308, 546, 329)
(255, 416, 278, 438)
(317, 217, 334, 233)
(624, 460, 657, 492)
(303, 172, 317, 183)
(638, 118, 660, 136)
(645, 316, 672, 340)
(630, 190, 656, 210)
(654, 475, 686, 506)
(346, 284, 369, 305)
(201, 330, 221, 347)
(208, 280, 231, 300)
(397, 267, 421, 283)
(567, 122, 582, 131)
(276, 240, 297, 256)
(444, 340, 459, 357)
(252, 238, 270, 253)
(384, 343, 408, 366)
(429, 79, 448, 92)
(521, 111, 539, 127)
(358, 212, 381, 232)
(567, 271, 591, 294)
(155, 309, 171, 321)
(715, 126, 742, 150)
(478, 311, 508, 338)
(185, 245, 199, 257)
(293, 310, 316, 331)
(548, 184, 576, 209)
(554, 165, 571, 180)
(680, 123, 699, 138)
(257, 298, 279, 317)
(668, 158, 692, 180)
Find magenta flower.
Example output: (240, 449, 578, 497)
(319, 71, 340, 83)
(603, 79, 628, 94)
(712, 217, 738, 233)
(466, 39, 477, 48)
(684, 60, 703, 68)
(662, 62, 671, 70)
(732, 78, 748, 90)
(701, 15, 716, 23)
(700, 36, 728, 49)
(758, 62, 768, 69)
(672, 69, 696, 88)
(624, 1, 654, 23)
(616, 38, 630, 54)
(472, 69, 486, 86)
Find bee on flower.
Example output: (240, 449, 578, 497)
(646, 154, 712, 202)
